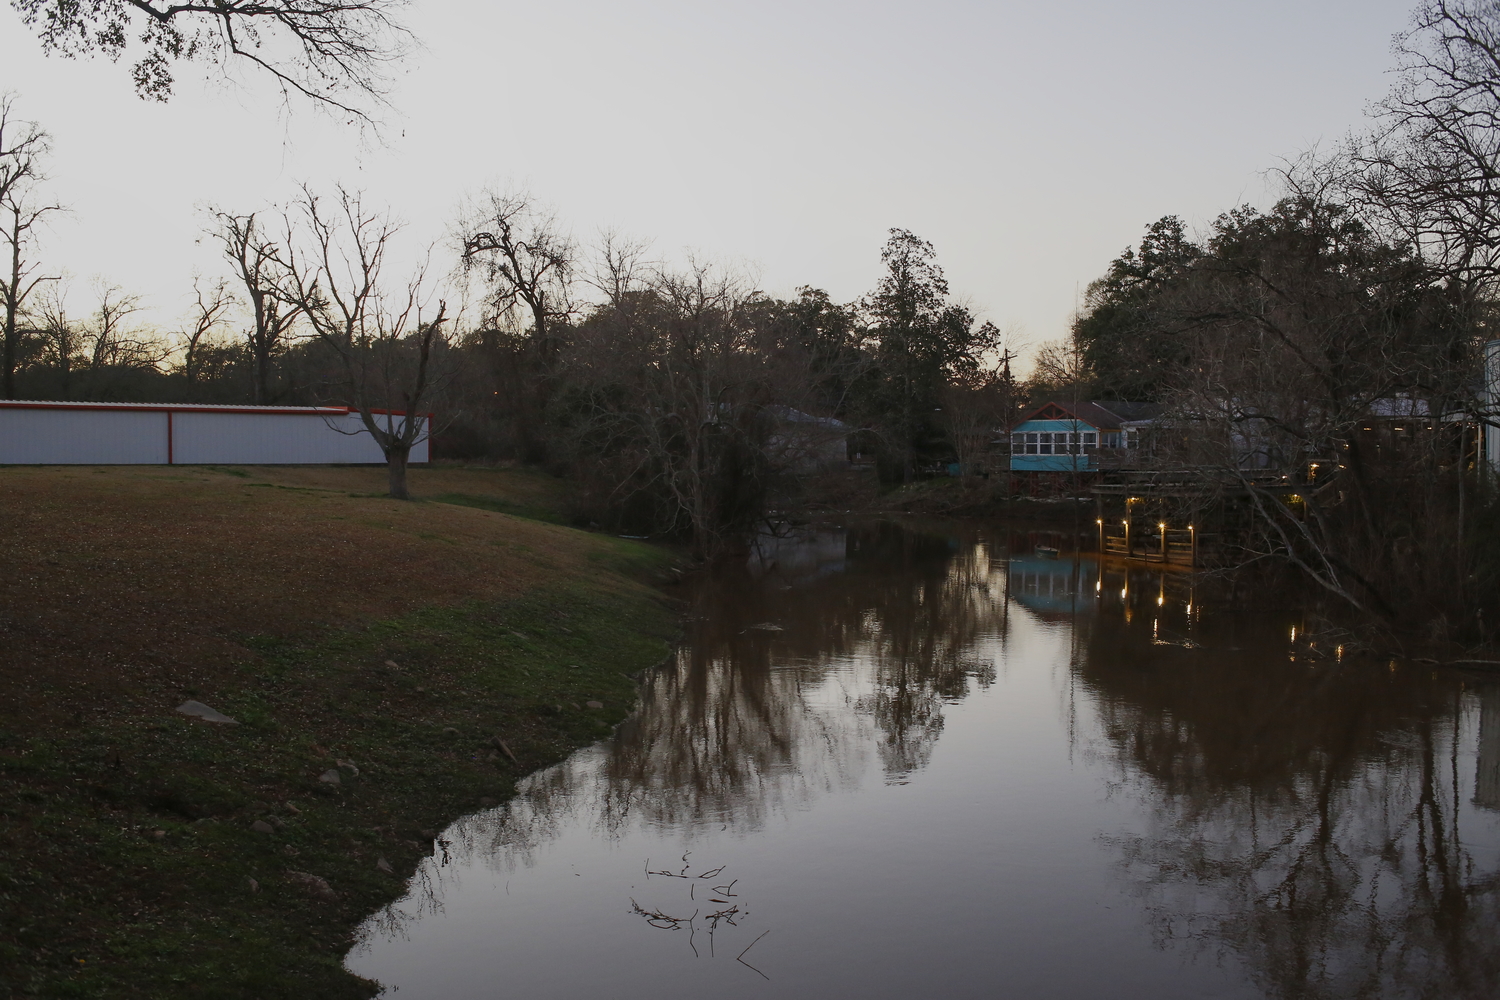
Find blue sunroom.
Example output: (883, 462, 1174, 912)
(1008, 401, 1156, 473)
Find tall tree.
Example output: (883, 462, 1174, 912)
(742, 286, 869, 418)
(864, 229, 998, 482)
(211, 209, 302, 404)
(457, 190, 576, 461)
(10, 0, 412, 122)
(1071, 215, 1202, 401)
(0, 95, 60, 399)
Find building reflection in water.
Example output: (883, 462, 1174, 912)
(354, 522, 1500, 999)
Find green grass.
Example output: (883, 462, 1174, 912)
(431, 491, 571, 525)
(0, 586, 676, 999)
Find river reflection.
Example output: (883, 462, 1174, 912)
(348, 522, 1500, 999)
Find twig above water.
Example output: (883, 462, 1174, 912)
(736, 929, 771, 980)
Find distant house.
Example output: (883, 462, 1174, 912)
(765, 406, 850, 471)
(1007, 400, 1160, 474)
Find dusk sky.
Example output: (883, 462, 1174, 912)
(0, 0, 1422, 365)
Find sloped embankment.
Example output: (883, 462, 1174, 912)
(0, 464, 679, 999)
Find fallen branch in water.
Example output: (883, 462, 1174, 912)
(629, 898, 697, 930)
(704, 905, 740, 929)
(737, 929, 771, 980)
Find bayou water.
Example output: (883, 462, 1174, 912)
(347, 521, 1500, 999)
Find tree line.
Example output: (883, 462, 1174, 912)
(0, 102, 1018, 548)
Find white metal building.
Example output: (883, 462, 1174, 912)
(0, 400, 430, 465)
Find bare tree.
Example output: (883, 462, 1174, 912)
(1351, 1, 1500, 290)
(456, 190, 577, 461)
(0, 94, 61, 399)
(76, 281, 172, 399)
(177, 275, 234, 384)
(458, 191, 575, 362)
(10, 0, 413, 123)
(31, 280, 79, 397)
(282, 185, 453, 499)
(210, 209, 302, 404)
(937, 337, 1014, 477)
(558, 247, 840, 553)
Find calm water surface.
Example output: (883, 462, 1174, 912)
(347, 521, 1500, 999)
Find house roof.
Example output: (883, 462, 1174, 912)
(1366, 397, 1431, 418)
(766, 405, 850, 430)
(1093, 400, 1162, 422)
(1010, 400, 1161, 431)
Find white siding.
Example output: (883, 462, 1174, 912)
(0, 404, 430, 465)
(176, 412, 373, 464)
(0, 408, 169, 464)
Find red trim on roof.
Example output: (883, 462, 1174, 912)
(0, 401, 431, 418)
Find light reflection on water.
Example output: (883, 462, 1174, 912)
(347, 522, 1500, 999)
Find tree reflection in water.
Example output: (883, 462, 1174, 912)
(1080, 579, 1500, 1000)
(353, 521, 1500, 998)
(362, 522, 1004, 935)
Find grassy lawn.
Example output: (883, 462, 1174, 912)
(0, 463, 680, 998)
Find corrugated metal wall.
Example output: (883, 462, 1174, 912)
(0, 403, 430, 465)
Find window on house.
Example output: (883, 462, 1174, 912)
(1024, 432, 1039, 455)
(1038, 432, 1052, 455)
(1083, 432, 1097, 451)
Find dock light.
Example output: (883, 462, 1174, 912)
(1157, 595, 1164, 606)
(1290, 626, 1298, 642)
(1095, 581, 1101, 593)
(1096, 518, 1102, 525)
(1158, 522, 1166, 530)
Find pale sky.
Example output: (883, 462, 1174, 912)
(0, 0, 1421, 363)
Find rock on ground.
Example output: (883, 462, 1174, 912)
(175, 700, 238, 724)
(285, 871, 338, 901)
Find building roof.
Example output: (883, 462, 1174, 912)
(766, 405, 850, 431)
(1092, 400, 1162, 422)
(1366, 397, 1431, 418)
(1010, 400, 1161, 431)
(0, 400, 424, 417)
